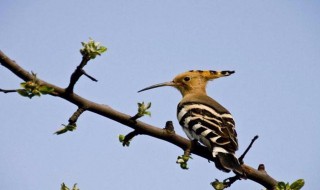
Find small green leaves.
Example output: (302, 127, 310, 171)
(137, 101, 152, 117)
(119, 134, 131, 147)
(276, 182, 290, 190)
(18, 73, 54, 99)
(60, 183, 79, 190)
(17, 89, 32, 97)
(211, 179, 226, 190)
(80, 38, 107, 59)
(61, 183, 68, 190)
(176, 155, 192, 170)
(54, 123, 77, 135)
(130, 102, 152, 120)
(290, 179, 305, 190)
(275, 179, 305, 190)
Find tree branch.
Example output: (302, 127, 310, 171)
(0, 88, 17, 93)
(0, 50, 278, 190)
(69, 107, 86, 124)
(66, 56, 92, 93)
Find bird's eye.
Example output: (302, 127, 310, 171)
(184, 77, 191, 82)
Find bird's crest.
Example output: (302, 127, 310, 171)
(138, 70, 235, 97)
(171, 70, 235, 96)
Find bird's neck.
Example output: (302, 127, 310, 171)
(181, 90, 207, 99)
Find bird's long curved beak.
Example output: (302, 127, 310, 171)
(138, 81, 176, 93)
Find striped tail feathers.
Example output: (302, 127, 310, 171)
(213, 148, 244, 175)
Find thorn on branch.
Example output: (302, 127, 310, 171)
(163, 121, 175, 134)
(258, 164, 266, 172)
(119, 130, 141, 147)
(82, 70, 98, 82)
(239, 135, 259, 164)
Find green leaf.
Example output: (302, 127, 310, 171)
(119, 134, 125, 142)
(137, 102, 152, 117)
(23, 81, 37, 90)
(32, 89, 41, 97)
(17, 89, 30, 97)
(176, 155, 191, 170)
(98, 46, 107, 54)
(54, 124, 77, 135)
(20, 82, 26, 88)
(182, 155, 191, 161)
(38, 85, 54, 94)
(145, 102, 151, 109)
(72, 183, 79, 190)
(180, 163, 188, 169)
(61, 183, 70, 190)
(276, 182, 288, 190)
(54, 128, 68, 135)
(80, 38, 107, 59)
(290, 179, 305, 190)
(144, 111, 151, 116)
(118, 134, 130, 147)
(60, 183, 79, 190)
(211, 179, 226, 190)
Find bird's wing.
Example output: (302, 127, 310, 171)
(180, 94, 238, 152)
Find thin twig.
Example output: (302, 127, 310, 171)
(223, 175, 241, 188)
(54, 107, 86, 135)
(123, 130, 140, 146)
(129, 114, 140, 121)
(68, 107, 86, 124)
(239, 135, 259, 164)
(65, 56, 91, 93)
(0, 88, 18, 93)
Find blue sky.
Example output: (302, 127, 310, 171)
(1, 1, 319, 189)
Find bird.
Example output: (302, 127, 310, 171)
(138, 70, 243, 175)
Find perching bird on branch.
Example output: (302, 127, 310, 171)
(139, 70, 243, 175)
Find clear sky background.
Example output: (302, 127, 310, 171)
(1, 1, 319, 190)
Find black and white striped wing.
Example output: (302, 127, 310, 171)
(177, 102, 238, 153)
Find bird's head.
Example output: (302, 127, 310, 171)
(138, 70, 235, 97)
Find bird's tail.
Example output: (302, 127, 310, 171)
(214, 151, 244, 176)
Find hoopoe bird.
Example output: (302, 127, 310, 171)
(138, 70, 243, 175)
